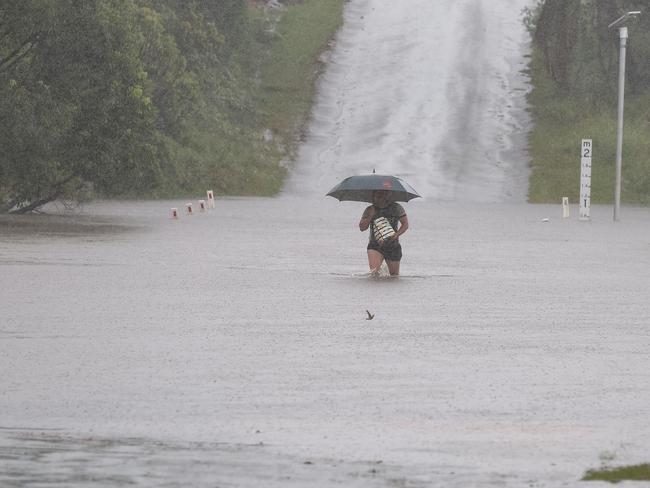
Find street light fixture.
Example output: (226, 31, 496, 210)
(608, 11, 641, 221)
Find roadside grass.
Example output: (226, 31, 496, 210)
(583, 463, 650, 483)
(527, 51, 650, 204)
(151, 0, 346, 200)
(257, 0, 345, 162)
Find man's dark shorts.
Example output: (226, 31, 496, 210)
(367, 241, 402, 262)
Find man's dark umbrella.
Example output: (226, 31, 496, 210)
(326, 173, 421, 203)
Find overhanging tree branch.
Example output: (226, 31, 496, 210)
(7, 175, 77, 214)
(0, 32, 42, 73)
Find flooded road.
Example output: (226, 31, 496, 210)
(2, 198, 650, 486)
(2, 0, 650, 485)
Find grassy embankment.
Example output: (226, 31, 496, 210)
(526, 49, 650, 204)
(256, 0, 345, 185)
(148, 0, 345, 200)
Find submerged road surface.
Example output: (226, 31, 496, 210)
(286, 0, 533, 202)
(1, 199, 650, 487)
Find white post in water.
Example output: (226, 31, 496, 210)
(562, 197, 570, 218)
(579, 139, 592, 221)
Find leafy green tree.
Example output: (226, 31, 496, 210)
(529, 0, 650, 100)
(1, 0, 333, 211)
(0, 0, 162, 212)
(533, 0, 580, 90)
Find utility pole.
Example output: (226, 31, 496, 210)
(608, 11, 641, 221)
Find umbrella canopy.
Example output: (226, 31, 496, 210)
(326, 174, 421, 203)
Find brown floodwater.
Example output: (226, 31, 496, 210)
(2, 198, 650, 487)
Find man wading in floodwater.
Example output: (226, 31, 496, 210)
(358, 190, 409, 276)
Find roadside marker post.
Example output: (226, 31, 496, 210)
(171, 208, 178, 219)
(186, 203, 193, 215)
(199, 200, 206, 212)
(207, 190, 215, 209)
(562, 197, 570, 218)
(579, 139, 592, 221)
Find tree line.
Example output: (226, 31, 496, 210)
(0, 0, 292, 213)
(528, 0, 650, 101)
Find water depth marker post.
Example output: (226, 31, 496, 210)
(579, 139, 592, 221)
(562, 197, 570, 218)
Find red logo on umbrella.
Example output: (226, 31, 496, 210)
(382, 180, 393, 189)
